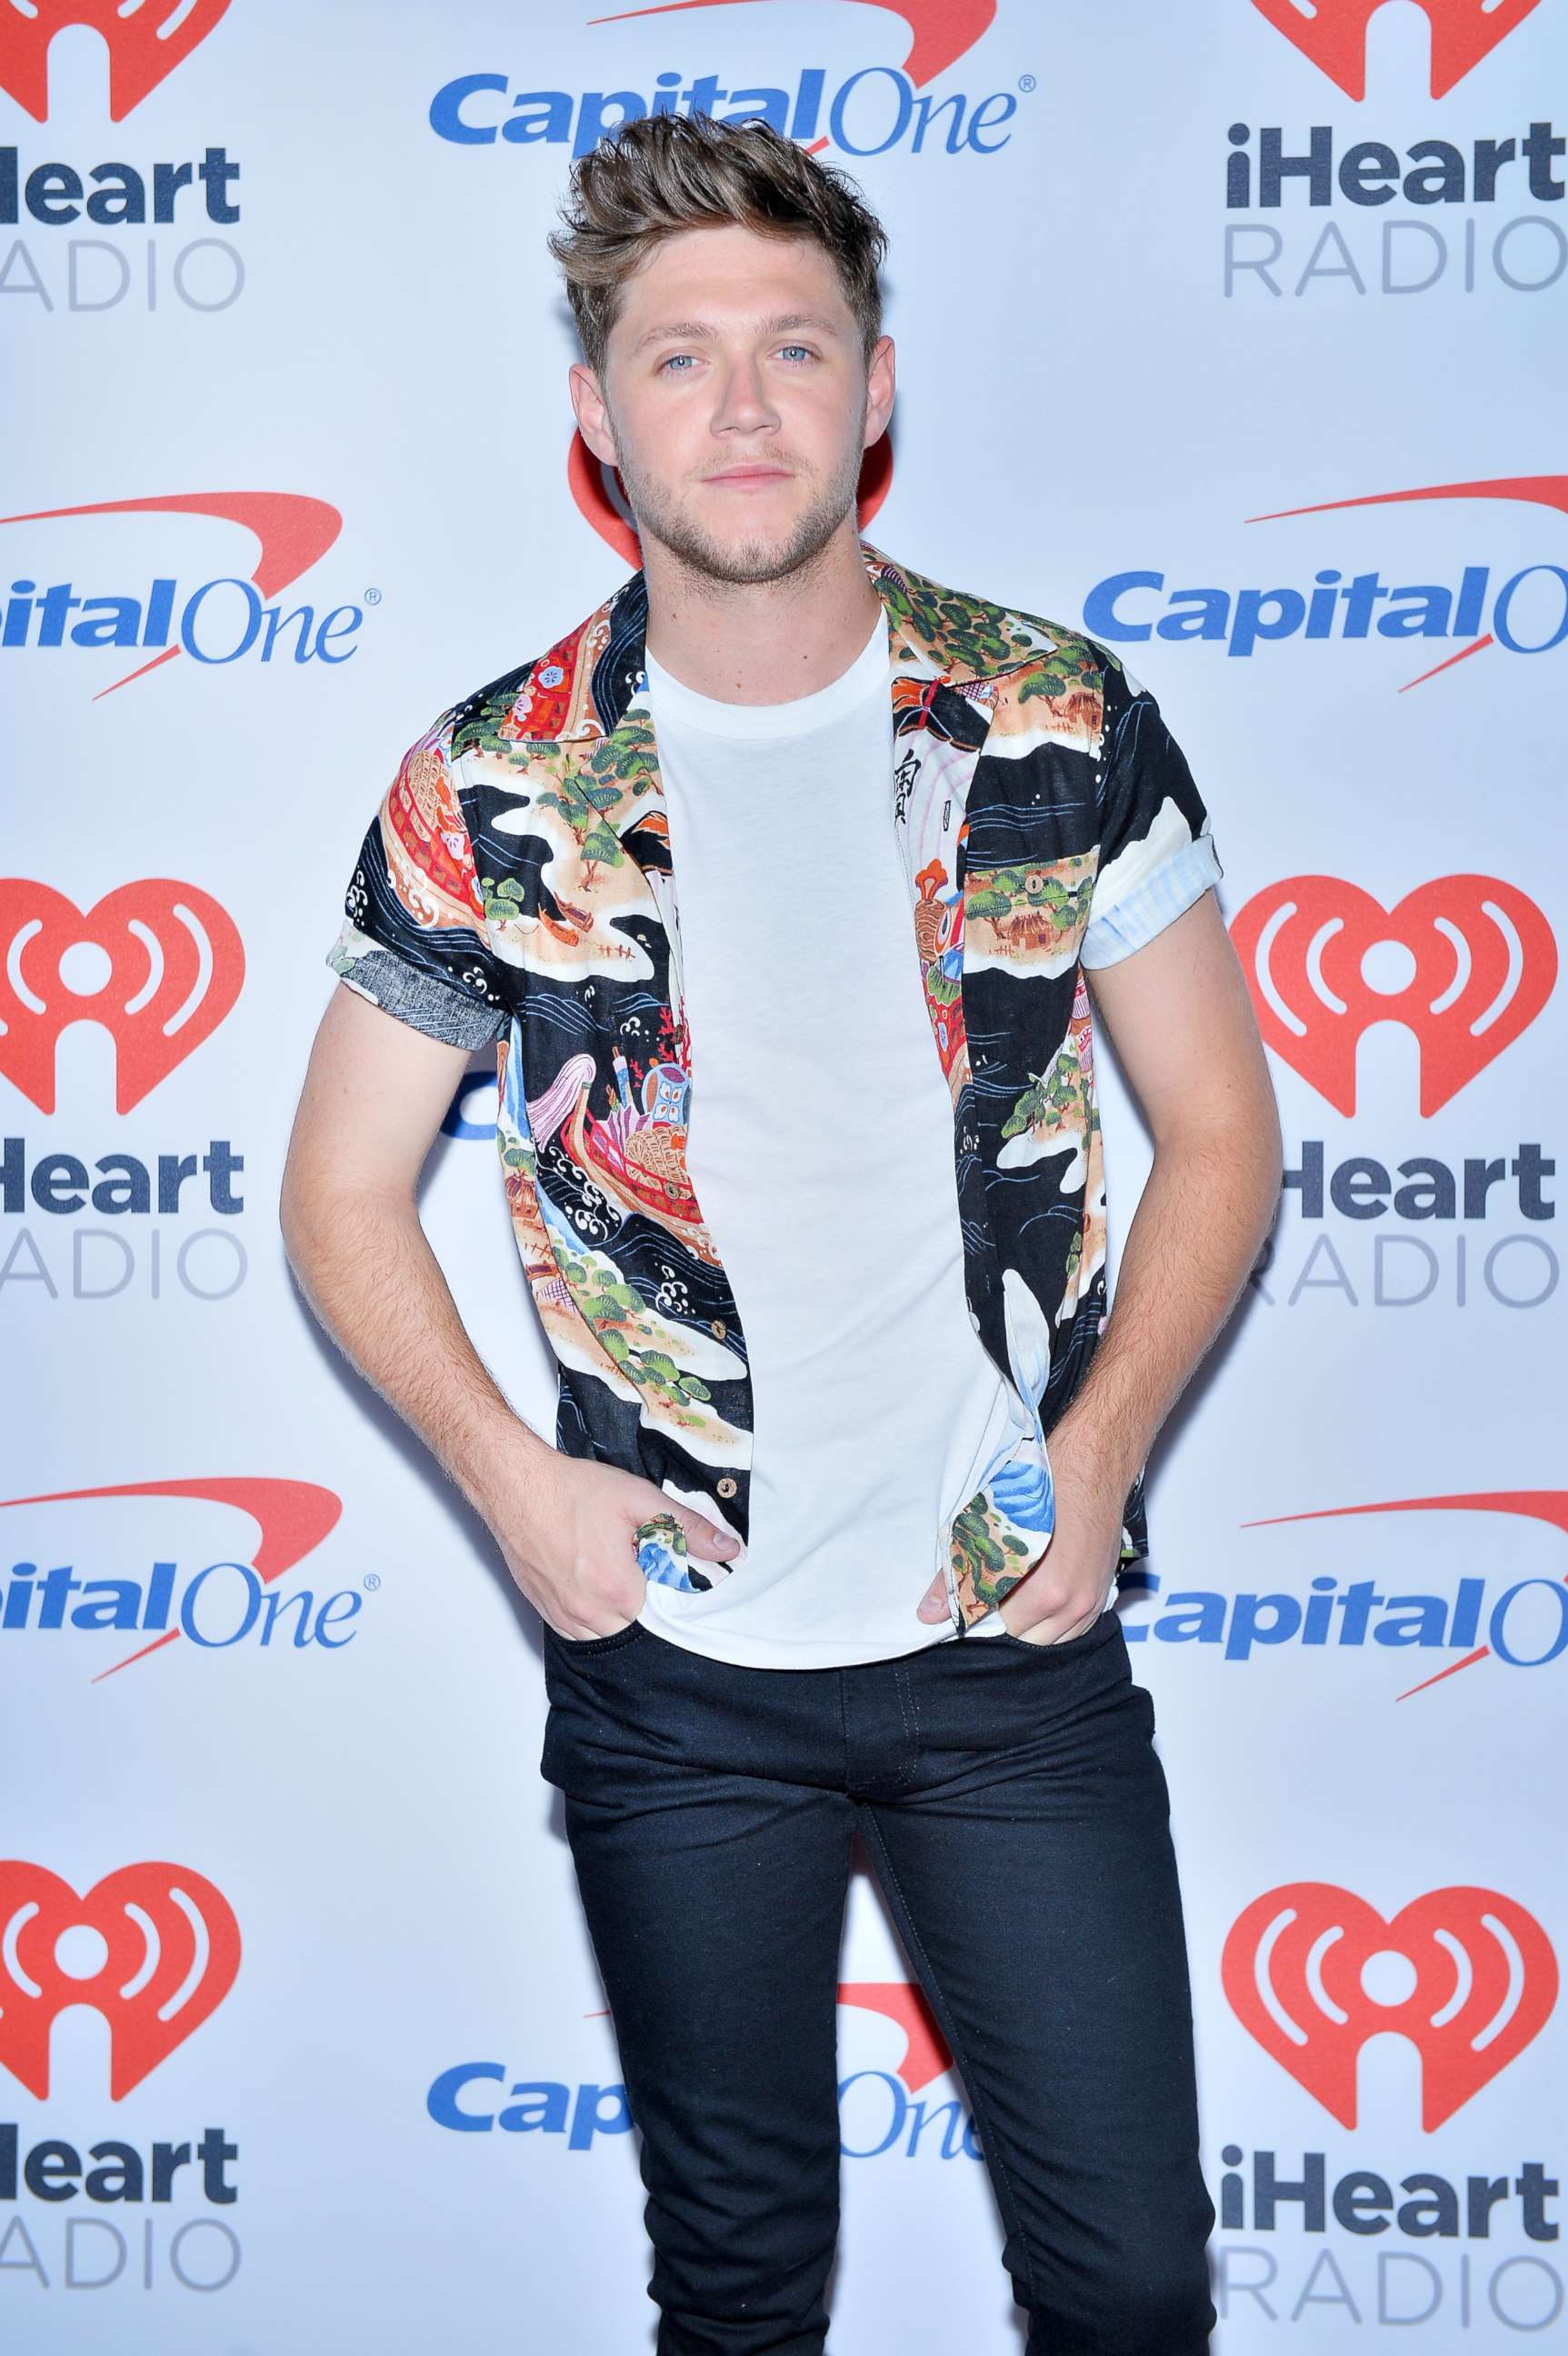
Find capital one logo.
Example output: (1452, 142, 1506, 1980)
(1, 1478, 348, 1679)
(0, 0, 232, 123)
(0, 1862, 240, 2098)
(0, 494, 350, 699)
(592, 1979, 957, 2091)
(434, 2, 1014, 165)
(593, 1, 997, 92)
(1249, 0, 1543, 100)
(838, 1980, 952, 2090)
(0, 880, 243, 1113)
(581, 2, 998, 159)
(1230, 875, 1557, 1113)
(1223, 1882, 1558, 2128)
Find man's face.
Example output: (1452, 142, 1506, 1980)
(571, 220, 894, 586)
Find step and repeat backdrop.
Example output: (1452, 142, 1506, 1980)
(3, 2, 1563, 2349)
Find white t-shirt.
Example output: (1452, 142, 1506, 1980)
(633, 605, 1014, 1667)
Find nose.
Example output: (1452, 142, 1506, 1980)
(711, 351, 780, 438)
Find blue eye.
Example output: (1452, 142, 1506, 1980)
(657, 344, 816, 374)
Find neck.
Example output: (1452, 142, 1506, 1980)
(639, 516, 882, 704)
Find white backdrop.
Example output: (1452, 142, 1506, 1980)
(3, 3, 1563, 2347)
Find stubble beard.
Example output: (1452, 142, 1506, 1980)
(607, 386, 870, 592)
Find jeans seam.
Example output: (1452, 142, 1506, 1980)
(852, 1802, 1040, 2313)
(890, 1660, 918, 1792)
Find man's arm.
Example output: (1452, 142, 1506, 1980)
(280, 983, 739, 1637)
(992, 886, 1282, 1642)
(280, 982, 555, 1512)
(1055, 882, 1281, 1520)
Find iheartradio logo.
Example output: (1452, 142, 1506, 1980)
(0, 1861, 240, 2099)
(0, 881, 244, 1113)
(1230, 875, 1557, 1115)
(567, 430, 894, 566)
(1248, 0, 1543, 100)
(0, 0, 232, 123)
(1223, 1882, 1558, 2130)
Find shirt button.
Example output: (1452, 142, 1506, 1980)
(710, 1318, 726, 1338)
(716, 1475, 737, 1498)
(968, 1309, 982, 1332)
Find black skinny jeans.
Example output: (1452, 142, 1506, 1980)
(539, 1605, 1217, 2355)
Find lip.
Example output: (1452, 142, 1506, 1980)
(704, 466, 793, 485)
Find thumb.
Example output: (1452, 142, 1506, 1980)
(634, 1503, 741, 1566)
(671, 1502, 742, 1560)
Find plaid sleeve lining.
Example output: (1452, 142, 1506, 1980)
(1080, 829, 1224, 971)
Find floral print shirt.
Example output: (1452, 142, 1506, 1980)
(325, 538, 1223, 1629)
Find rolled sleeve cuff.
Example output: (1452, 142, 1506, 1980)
(325, 924, 504, 1049)
(1080, 831, 1224, 971)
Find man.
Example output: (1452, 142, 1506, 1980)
(282, 110, 1281, 2356)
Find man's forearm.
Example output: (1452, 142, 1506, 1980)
(1053, 1115, 1283, 1492)
(283, 1183, 554, 1522)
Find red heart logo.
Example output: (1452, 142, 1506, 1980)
(0, 1862, 241, 2100)
(1248, 0, 1543, 101)
(0, 0, 233, 124)
(1223, 1882, 1558, 2129)
(0, 880, 245, 1113)
(1229, 874, 1555, 1115)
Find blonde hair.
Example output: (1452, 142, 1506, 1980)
(548, 110, 888, 378)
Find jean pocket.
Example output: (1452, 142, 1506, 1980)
(992, 1607, 1119, 1657)
(545, 1618, 649, 1658)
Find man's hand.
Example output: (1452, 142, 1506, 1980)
(993, 1419, 1124, 1641)
(487, 1453, 741, 1641)
(913, 1418, 1124, 1641)
(914, 889, 1282, 1644)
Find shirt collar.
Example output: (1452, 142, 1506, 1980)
(518, 536, 1047, 750)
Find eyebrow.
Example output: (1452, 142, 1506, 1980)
(628, 309, 844, 355)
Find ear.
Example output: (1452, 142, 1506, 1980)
(569, 361, 618, 466)
(864, 334, 895, 446)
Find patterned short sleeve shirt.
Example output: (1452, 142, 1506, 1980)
(325, 539, 1223, 1628)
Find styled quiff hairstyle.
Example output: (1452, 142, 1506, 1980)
(548, 111, 888, 379)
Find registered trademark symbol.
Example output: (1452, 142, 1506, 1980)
(365, 587, 382, 605)
(364, 1572, 381, 1592)
(1018, 73, 1035, 93)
